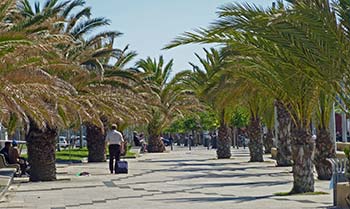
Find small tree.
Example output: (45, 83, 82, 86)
(230, 107, 249, 129)
(199, 111, 219, 131)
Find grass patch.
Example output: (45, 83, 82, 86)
(274, 191, 329, 196)
(56, 148, 88, 161)
(22, 146, 136, 162)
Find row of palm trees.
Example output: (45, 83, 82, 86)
(0, 0, 196, 181)
(3, 0, 343, 196)
(164, 0, 347, 194)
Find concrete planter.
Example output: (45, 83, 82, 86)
(337, 182, 350, 209)
(337, 142, 350, 152)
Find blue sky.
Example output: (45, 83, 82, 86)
(32, 0, 274, 73)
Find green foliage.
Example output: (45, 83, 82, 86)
(147, 110, 164, 135)
(56, 148, 89, 162)
(165, 116, 198, 134)
(183, 116, 198, 132)
(165, 119, 185, 133)
(7, 113, 17, 136)
(199, 111, 218, 131)
(165, 111, 218, 134)
(345, 147, 350, 183)
(230, 107, 249, 128)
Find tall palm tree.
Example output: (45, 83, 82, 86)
(181, 48, 232, 159)
(0, 0, 85, 181)
(136, 56, 198, 152)
(2, 0, 131, 178)
(261, 100, 275, 154)
(270, 0, 341, 179)
(0, 0, 142, 180)
(19, 0, 140, 163)
(275, 101, 293, 166)
(314, 90, 336, 180)
(77, 79, 146, 162)
(206, 69, 268, 162)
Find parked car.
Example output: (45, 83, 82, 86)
(58, 136, 68, 148)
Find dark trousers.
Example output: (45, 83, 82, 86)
(109, 144, 121, 173)
(19, 157, 28, 175)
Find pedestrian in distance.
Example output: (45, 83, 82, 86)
(133, 131, 141, 146)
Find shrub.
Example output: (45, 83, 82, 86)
(344, 147, 350, 183)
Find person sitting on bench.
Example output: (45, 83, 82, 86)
(133, 131, 142, 146)
(9, 140, 28, 176)
(0, 142, 11, 163)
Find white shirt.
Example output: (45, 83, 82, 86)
(105, 130, 124, 145)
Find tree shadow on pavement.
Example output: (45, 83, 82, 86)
(153, 195, 275, 203)
(193, 180, 290, 188)
(174, 170, 291, 181)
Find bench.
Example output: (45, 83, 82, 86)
(130, 146, 142, 155)
(0, 154, 19, 171)
(328, 158, 349, 206)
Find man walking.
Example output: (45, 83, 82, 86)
(105, 124, 124, 174)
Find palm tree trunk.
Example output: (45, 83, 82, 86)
(147, 111, 166, 152)
(26, 122, 57, 182)
(217, 110, 231, 159)
(290, 127, 315, 194)
(247, 116, 264, 162)
(264, 128, 274, 154)
(147, 133, 165, 153)
(86, 123, 106, 162)
(314, 128, 335, 180)
(275, 101, 293, 166)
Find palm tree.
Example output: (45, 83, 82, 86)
(67, 43, 142, 162)
(314, 90, 336, 180)
(2, 0, 130, 178)
(0, 47, 88, 181)
(0, 0, 142, 180)
(275, 101, 293, 166)
(181, 48, 232, 159)
(261, 100, 275, 154)
(207, 70, 267, 162)
(136, 56, 198, 152)
(0, 0, 80, 181)
(269, 0, 341, 180)
(20, 0, 141, 163)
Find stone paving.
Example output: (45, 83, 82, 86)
(0, 147, 333, 209)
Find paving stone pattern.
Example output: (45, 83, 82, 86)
(0, 147, 333, 209)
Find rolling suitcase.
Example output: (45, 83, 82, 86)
(116, 161, 128, 174)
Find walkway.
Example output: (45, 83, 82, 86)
(0, 147, 332, 209)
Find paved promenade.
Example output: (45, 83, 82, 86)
(0, 147, 332, 209)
